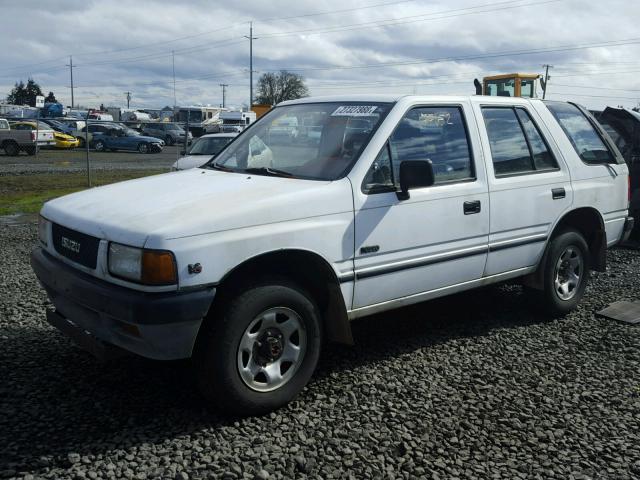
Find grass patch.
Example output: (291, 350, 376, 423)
(0, 169, 166, 215)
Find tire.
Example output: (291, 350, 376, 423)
(94, 140, 105, 152)
(4, 141, 19, 156)
(195, 278, 322, 416)
(137, 143, 149, 154)
(165, 135, 174, 146)
(538, 229, 590, 316)
(77, 137, 86, 148)
(24, 146, 37, 156)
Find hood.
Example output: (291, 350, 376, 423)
(41, 169, 352, 247)
(172, 155, 213, 170)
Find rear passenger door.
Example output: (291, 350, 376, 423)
(352, 103, 489, 309)
(476, 103, 572, 276)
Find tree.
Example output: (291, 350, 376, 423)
(255, 70, 309, 105)
(6, 78, 44, 106)
(45, 91, 57, 103)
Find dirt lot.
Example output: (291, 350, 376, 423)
(1, 222, 639, 479)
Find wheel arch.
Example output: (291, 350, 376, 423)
(207, 249, 353, 345)
(523, 206, 606, 289)
(551, 207, 607, 272)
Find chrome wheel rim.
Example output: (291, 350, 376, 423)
(554, 246, 583, 301)
(139, 143, 148, 153)
(95, 141, 104, 151)
(237, 307, 306, 392)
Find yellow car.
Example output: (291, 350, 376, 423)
(53, 131, 80, 149)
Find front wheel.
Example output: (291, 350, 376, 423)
(137, 143, 149, 154)
(94, 140, 105, 152)
(195, 279, 322, 415)
(539, 229, 590, 316)
(165, 135, 174, 146)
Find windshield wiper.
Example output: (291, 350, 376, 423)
(208, 162, 233, 172)
(243, 166, 293, 177)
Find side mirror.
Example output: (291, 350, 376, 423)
(397, 160, 434, 200)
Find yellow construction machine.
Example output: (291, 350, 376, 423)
(474, 73, 544, 98)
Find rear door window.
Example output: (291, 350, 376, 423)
(546, 102, 615, 164)
(482, 107, 558, 176)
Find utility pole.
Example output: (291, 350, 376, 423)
(244, 22, 258, 107)
(172, 51, 177, 109)
(125, 91, 131, 108)
(542, 64, 553, 99)
(66, 55, 75, 108)
(219, 84, 228, 108)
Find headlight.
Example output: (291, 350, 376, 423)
(38, 215, 49, 246)
(108, 243, 177, 285)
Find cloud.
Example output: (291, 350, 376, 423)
(0, 0, 638, 110)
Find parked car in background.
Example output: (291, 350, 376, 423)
(0, 118, 38, 155)
(142, 122, 192, 146)
(87, 113, 114, 121)
(92, 126, 164, 153)
(40, 118, 74, 135)
(9, 121, 56, 147)
(172, 133, 237, 170)
(53, 131, 80, 149)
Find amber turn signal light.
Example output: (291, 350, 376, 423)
(141, 250, 177, 285)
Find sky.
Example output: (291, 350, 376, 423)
(1, 0, 639, 111)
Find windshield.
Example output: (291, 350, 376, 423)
(189, 136, 234, 155)
(210, 102, 391, 180)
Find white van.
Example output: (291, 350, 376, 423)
(32, 95, 634, 415)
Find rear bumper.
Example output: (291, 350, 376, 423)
(622, 216, 635, 242)
(31, 247, 215, 360)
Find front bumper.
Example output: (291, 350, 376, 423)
(31, 247, 215, 360)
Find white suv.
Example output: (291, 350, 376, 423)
(32, 95, 634, 415)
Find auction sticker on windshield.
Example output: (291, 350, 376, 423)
(331, 105, 378, 116)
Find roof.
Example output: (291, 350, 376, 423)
(279, 94, 540, 106)
(483, 73, 541, 81)
(279, 94, 407, 106)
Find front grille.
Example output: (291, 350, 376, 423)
(52, 223, 100, 269)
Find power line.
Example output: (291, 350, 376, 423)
(267, 37, 640, 74)
(0, 0, 562, 75)
(259, 0, 563, 38)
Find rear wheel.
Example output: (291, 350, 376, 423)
(195, 279, 322, 415)
(137, 143, 149, 154)
(539, 229, 590, 316)
(77, 137, 86, 148)
(4, 141, 19, 156)
(165, 135, 174, 146)
(24, 146, 37, 156)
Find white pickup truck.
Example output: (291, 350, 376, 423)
(32, 95, 634, 414)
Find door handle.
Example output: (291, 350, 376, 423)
(463, 200, 481, 215)
(552, 187, 566, 200)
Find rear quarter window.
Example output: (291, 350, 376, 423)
(546, 102, 615, 164)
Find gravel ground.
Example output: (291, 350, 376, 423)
(0, 147, 180, 175)
(1, 222, 639, 480)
